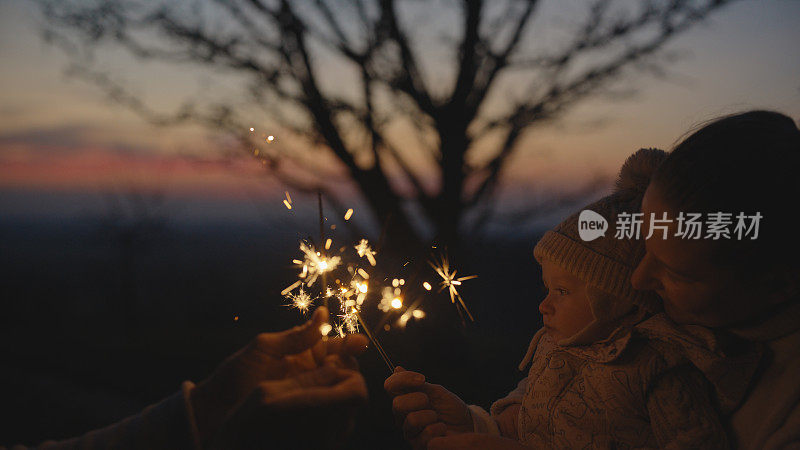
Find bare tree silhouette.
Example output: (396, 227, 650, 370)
(37, 0, 736, 249)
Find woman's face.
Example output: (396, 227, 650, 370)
(631, 184, 770, 327)
(538, 258, 594, 342)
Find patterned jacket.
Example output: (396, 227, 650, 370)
(480, 313, 761, 449)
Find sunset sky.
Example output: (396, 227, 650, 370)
(1, 0, 798, 229)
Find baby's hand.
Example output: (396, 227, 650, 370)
(495, 404, 520, 439)
(384, 367, 472, 449)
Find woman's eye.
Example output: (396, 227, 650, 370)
(557, 288, 569, 295)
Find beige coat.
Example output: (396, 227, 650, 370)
(728, 300, 800, 449)
(487, 313, 761, 449)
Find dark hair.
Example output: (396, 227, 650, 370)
(651, 110, 800, 272)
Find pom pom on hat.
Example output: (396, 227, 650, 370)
(533, 147, 668, 346)
(614, 148, 668, 199)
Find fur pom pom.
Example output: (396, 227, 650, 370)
(614, 148, 668, 196)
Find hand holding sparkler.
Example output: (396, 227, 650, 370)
(190, 307, 369, 445)
(384, 367, 473, 449)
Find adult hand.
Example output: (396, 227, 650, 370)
(209, 364, 368, 449)
(190, 307, 369, 444)
(428, 433, 528, 450)
(384, 367, 472, 449)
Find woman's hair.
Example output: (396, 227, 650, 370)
(651, 110, 800, 272)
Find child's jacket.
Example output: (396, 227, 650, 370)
(476, 313, 762, 449)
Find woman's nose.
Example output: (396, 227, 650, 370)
(631, 252, 662, 291)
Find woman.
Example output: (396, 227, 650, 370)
(392, 110, 800, 449)
(631, 110, 800, 449)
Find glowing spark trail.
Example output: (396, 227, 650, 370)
(354, 239, 377, 266)
(281, 280, 302, 296)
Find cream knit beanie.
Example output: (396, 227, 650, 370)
(534, 148, 667, 346)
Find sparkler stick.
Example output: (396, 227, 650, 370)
(354, 310, 394, 372)
(317, 190, 328, 311)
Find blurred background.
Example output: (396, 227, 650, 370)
(1, 0, 798, 447)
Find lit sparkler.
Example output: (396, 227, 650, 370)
(275, 193, 402, 372)
(296, 242, 341, 287)
(285, 288, 315, 314)
(430, 255, 477, 322)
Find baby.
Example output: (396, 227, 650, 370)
(386, 149, 761, 449)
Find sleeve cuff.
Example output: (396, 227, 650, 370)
(490, 376, 529, 417)
(468, 405, 500, 436)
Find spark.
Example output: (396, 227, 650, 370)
(344, 208, 354, 221)
(296, 242, 341, 287)
(391, 298, 403, 309)
(378, 287, 397, 312)
(319, 323, 333, 335)
(281, 280, 302, 296)
(423, 282, 432, 291)
(285, 288, 315, 314)
(254, 149, 259, 156)
(397, 307, 425, 328)
(398, 312, 411, 327)
(430, 255, 477, 321)
(283, 199, 292, 210)
(354, 239, 377, 266)
(267, 135, 275, 142)
(249, 127, 254, 132)
(339, 306, 360, 334)
(325, 238, 332, 250)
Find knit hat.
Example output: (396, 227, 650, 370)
(534, 148, 667, 346)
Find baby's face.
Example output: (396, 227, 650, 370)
(538, 258, 594, 343)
